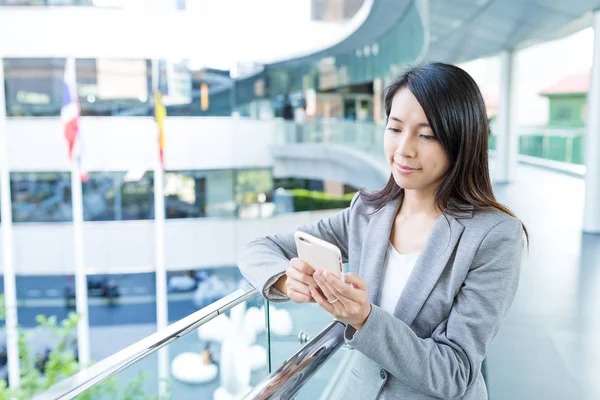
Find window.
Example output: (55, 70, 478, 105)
(235, 169, 274, 219)
(164, 171, 206, 219)
(3, 58, 152, 117)
(120, 171, 155, 220)
(83, 171, 155, 221)
(11, 172, 72, 223)
(82, 171, 155, 221)
(554, 106, 572, 122)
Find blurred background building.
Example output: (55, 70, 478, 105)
(0, 0, 599, 399)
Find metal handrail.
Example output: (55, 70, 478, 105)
(243, 320, 346, 400)
(32, 284, 258, 400)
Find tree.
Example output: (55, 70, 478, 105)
(0, 296, 169, 399)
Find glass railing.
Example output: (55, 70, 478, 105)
(31, 278, 355, 400)
(32, 284, 271, 399)
(265, 301, 339, 368)
(245, 321, 347, 399)
(28, 286, 352, 400)
(276, 120, 587, 167)
(275, 120, 385, 164)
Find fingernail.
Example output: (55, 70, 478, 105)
(323, 271, 330, 279)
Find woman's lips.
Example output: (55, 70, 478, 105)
(395, 163, 421, 174)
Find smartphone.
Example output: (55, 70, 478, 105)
(294, 231, 344, 280)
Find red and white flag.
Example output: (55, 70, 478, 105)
(61, 57, 88, 181)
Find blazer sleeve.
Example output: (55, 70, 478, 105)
(237, 192, 360, 302)
(345, 218, 524, 398)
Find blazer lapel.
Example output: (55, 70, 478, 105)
(360, 195, 402, 304)
(393, 213, 465, 326)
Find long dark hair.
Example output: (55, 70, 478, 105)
(361, 62, 528, 242)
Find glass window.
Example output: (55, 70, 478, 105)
(235, 169, 274, 219)
(165, 170, 237, 219)
(82, 172, 119, 221)
(10, 172, 72, 223)
(83, 171, 154, 221)
(204, 170, 236, 218)
(120, 171, 155, 220)
(164, 171, 206, 219)
(3, 58, 151, 117)
(83, 170, 237, 221)
(3, 58, 270, 118)
(1, 1, 95, 5)
(554, 106, 572, 121)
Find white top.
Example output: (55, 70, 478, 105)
(377, 242, 420, 315)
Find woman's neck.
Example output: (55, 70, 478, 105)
(400, 188, 441, 218)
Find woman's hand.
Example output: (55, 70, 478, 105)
(283, 258, 319, 304)
(310, 271, 372, 330)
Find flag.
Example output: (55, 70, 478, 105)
(154, 90, 166, 168)
(61, 57, 88, 182)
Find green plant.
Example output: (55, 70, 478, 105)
(0, 296, 169, 399)
(290, 189, 355, 212)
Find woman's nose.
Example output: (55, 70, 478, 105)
(395, 136, 417, 158)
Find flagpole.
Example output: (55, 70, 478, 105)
(152, 59, 169, 397)
(64, 57, 91, 367)
(71, 153, 90, 367)
(0, 56, 21, 389)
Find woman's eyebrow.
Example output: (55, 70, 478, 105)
(389, 116, 430, 128)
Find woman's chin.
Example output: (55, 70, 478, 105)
(391, 172, 414, 188)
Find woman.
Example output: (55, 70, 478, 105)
(238, 62, 527, 399)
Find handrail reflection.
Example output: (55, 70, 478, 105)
(32, 284, 258, 400)
(244, 320, 346, 400)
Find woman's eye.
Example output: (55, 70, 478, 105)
(387, 127, 401, 133)
(421, 134, 436, 140)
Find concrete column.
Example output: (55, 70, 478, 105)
(583, 10, 600, 233)
(0, 56, 21, 389)
(495, 50, 519, 183)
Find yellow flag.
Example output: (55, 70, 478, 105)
(154, 90, 166, 167)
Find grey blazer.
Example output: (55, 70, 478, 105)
(238, 192, 525, 399)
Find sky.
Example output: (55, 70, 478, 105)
(460, 28, 594, 126)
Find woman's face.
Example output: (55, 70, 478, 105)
(384, 88, 450, 193)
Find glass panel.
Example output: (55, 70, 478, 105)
(3, 58, 269, 118)
(168, 294, 268, 398)
(28, 290, 269, 399)
(83, 172, 122, 221)
(83, 171, 154, 221)
(83, 169, 241, 221)
(265, 300, 336, 371)
(120, 171, 155, 220)
(10, 171, 72, 223)
(235, 169, 274, 219)
(291, 345, 356, 400)
(0, 1, 96, 6)
(167, 267, 247, 321)
(203, 170, 236, 218)
(165, 171, 206, 219)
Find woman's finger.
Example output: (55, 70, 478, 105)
(310, 287, 335, 312)
(325, 272, 360, 301)
(288, 287, 314, 303)
(319, 273, 359, 309)
(343, 272, 367, 290)
(286, 266, 318, 288)
(324, 274, 360, 311)
(314, 272, 337, 302)
(290, 258, 316, 275)
(286, 280, 312, 298)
